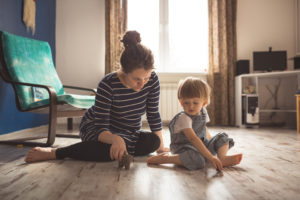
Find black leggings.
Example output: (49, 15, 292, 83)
(56, 132, 160, 162)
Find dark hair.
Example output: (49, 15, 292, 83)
(120, 31, 154, 73)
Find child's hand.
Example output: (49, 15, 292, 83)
(208, 156, 223, 171)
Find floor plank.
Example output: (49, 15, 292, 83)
(0, 126, 300, 200)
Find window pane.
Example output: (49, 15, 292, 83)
(128, 0, 159, 67)
(128, 0, 208, 73)
(169, 0, 208, 73)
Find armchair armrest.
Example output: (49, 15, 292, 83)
(63, 85, 97, 95)
(3, 78, 57, 112)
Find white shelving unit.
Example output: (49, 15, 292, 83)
(235, 70, 300, 127)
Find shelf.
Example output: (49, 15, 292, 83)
(242, 93, 257, 96)
(260, 109, 296, 113)
(235, 71, 300, 127)
(237, 70, 300, 78)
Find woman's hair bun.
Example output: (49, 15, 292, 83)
(121, 30, 141, 48)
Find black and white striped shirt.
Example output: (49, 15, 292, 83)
(79, 71, 162, 153)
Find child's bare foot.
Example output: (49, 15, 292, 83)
(219, 154, 242, 167)
(24, 147, 57, 163)
(146, 152, 169, 165)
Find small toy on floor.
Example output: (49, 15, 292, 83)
(214, 168, 224, 177)
(118, 153, 133, 170)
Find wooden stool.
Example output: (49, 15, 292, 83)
(297, 94, 300, 133)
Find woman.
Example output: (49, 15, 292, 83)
(25, 31, 169, 164)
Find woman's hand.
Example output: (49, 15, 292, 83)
(110, 135, 127, 161)
(208, 156, 223, 171)
(154, 130, 170, 153)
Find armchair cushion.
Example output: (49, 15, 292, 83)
(29, 93, 95, 109)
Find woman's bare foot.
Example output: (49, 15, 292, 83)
(24, 147, 57, 163)
(219, 154, 243, 167)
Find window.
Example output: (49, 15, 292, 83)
(128, 0, 208, 73)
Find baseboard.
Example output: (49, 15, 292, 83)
(0, 125, 48, 140)
(57, 117, 82, 125)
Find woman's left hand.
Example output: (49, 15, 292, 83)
(154, 130, 170, 153)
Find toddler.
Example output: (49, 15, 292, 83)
(147, 77, 242, 170)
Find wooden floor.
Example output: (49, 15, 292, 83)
(0, 125, 300, 200)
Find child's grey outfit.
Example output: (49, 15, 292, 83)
(169, 108, 234, 170)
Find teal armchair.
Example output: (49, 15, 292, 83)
(0, 31, 96, 146)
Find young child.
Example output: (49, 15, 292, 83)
(147, 77, 242, 171)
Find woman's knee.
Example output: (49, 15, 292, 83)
(143, 132, 161, 152)
(134, 132, 161, 156)
(151, 133, 161, 151)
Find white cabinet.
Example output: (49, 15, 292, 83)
(235, 71, 300, 127)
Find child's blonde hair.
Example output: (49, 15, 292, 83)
(177, 77, 211, 105)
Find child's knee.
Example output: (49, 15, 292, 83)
(213, 132, 235, 152)
(187, 157, 206, 170)
(181, 151, 206, 170)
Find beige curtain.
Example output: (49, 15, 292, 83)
(105, 0, 127, 74)
(207, 0, 237, 126)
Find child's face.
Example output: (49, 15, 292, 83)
(180, 98, 206, 116)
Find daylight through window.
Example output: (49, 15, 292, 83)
(128, 0, 208, 73)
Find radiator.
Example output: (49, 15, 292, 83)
(159, 83, 182, 123)
(144, 74, 206, 125)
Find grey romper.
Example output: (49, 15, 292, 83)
(169, 108, 234, 170)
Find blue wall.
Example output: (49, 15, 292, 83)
(0, 0, 56, 134)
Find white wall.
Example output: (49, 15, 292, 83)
(55, 0, 296, 85)
(55, 0, 296, 86)
(237, 0, 296, 72)
(56, 0, 105, 89)
(237, 0, 297, 128)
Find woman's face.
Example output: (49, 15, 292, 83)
(125, 68, 152, 91)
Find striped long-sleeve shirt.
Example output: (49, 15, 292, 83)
(79, 71, 162, 154)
